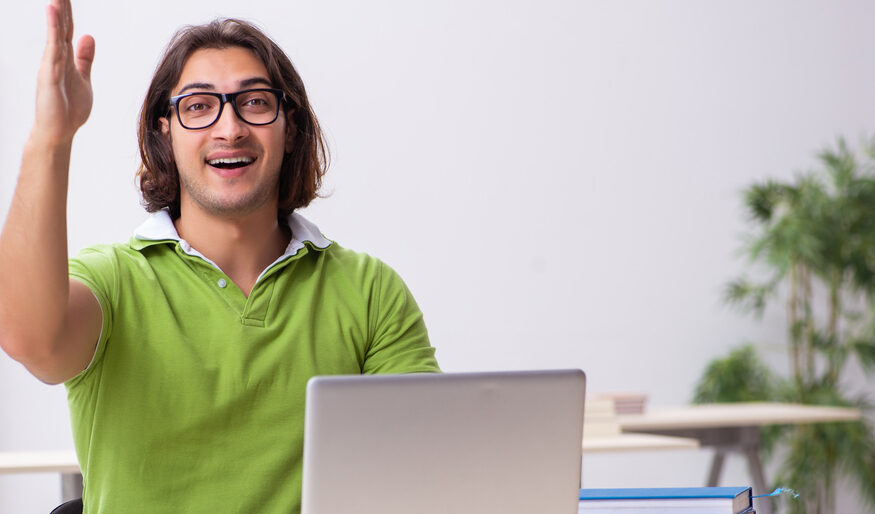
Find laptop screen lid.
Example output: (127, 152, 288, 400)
(301, 369, 586, 514)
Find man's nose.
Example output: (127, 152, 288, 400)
(211, 102, 249, 142)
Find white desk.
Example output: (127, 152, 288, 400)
(582, 433, 698, 453)
(617, 402, 861, 431)
(0, 451, 81, 502)
(1, 434, 699, 505)
(616, 402, 862, 514)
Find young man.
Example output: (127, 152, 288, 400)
(0, 1, 439, 511)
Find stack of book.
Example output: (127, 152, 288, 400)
(578, 486, 755, 513)
(583, 398, 621, 438)
(594, 392, 648, 414)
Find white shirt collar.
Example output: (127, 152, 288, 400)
(132, 209, 333, 276)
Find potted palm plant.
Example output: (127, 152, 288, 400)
(694, 137, 875, 514)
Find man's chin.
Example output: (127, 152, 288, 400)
(179, 174, 279, 220)
(184, 193, 275, 220)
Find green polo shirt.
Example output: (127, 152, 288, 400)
(65, 211, 439, 513)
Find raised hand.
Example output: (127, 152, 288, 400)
(0, 0, 104, 386)
(34, 0, 95, 146)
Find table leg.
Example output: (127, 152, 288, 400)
(626, 425, 774, 513)
(707, 449, 725, 486)
(61, 473, 83, 502)
(745, 447, 771, 514)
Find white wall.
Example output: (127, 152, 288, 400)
(1, 0, 873, 512)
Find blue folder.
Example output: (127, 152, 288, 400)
(579, 486, 753, 513)
(580, 486, 751, 500)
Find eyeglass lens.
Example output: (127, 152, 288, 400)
(177, 90, 280, 129)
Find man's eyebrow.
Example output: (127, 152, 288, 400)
(176, 82, 214, 95)
(175, 77, 273, 96)
(240, 77, 273, 89)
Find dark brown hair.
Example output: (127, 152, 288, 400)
(137, 18, 328, 218)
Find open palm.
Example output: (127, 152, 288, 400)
(35, 0, 95, 145)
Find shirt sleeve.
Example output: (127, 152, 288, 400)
(65, 245, 118, 385)
(362, 260, 440, 374)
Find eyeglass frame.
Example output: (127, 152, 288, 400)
(167, 87, 289, 130)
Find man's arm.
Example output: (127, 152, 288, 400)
(0, 0, 101, 384)
(362, 261, 439, 374)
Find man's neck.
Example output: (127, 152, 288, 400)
(173, 204, 291, 297)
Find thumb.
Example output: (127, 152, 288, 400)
(75, 34, 95, 80)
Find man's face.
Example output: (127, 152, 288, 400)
(161, 46, 292, 219)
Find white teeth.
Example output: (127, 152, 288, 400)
(207, 156, 254, 166)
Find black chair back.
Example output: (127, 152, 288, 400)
(50, 498, 83, 514)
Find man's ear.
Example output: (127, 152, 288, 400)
(159, 117, 171, 137)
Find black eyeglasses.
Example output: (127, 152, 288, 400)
(168, 88, 286, 130)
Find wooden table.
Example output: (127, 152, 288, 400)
(582, 433, 699, 453)
(616, 402, 862, 514)
(14, 404, 850, 509)
(0, 451, 81, 502)
(2, 434, 698, 505)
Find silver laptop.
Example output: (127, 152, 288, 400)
(301, 369, 586, 514)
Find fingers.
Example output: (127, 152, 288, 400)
(75, 35, 95, 81)
(44, 1, 69, 56)
(42, 3, 65, 76)
(46, 0, 69, 44)
(63, 0, 74, 43)
(43, 0, 94, 85)
(45, 4, 60, 50)
(44, 1, 90, 74)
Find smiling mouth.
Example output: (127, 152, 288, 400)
(207, 156, 256, 169)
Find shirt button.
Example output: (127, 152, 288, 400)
(217, 278, 227, 288)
